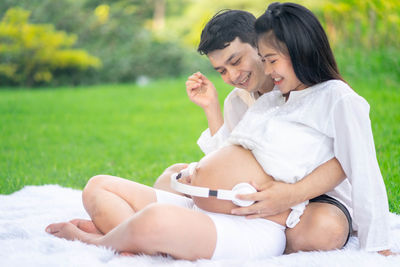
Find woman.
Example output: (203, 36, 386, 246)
(246, 1, 390, 254)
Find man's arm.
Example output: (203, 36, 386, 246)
(203, 101, 224, 136)
(155, 72, 224, 192)
(186, 72, 224, 135)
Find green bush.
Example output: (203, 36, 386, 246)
(0, 8, 101, 86)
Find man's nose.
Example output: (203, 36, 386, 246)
(229, 69, 241, 84)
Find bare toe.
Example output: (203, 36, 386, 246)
(46, 222, 65, 234)
(48, 222, 103, 244)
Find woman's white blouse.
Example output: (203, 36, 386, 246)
(197, 80, 390, 251)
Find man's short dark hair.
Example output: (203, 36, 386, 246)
(197, 10, 257, 55)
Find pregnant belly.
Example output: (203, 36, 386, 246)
(191, 145, 272, 213)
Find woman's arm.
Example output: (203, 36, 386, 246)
(231, 157, 345, 217)
(287, 157, 346, 204)
(330, 94, 390, 252)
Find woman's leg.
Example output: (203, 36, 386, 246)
(284, 202, 349, 253)
(46, 203, 217, 260)
(80, 175, 158, 234)
(74, 163, 189, 234)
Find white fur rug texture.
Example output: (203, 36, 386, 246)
(1, 185, 399, 267)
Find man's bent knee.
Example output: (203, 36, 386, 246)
(153, 163, 188, 193)
(320, 216, 349, 250)
(313, 203, 349, 250)
(164, 163, 189, 174)
(285, 204, 349, 253)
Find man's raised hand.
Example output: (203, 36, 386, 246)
(185, 72, 219, 110)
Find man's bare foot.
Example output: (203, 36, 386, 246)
(45, 222, 102, 244)
(69, 219, 102, 234)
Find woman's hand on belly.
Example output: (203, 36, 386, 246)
(231, 180, 295, 219)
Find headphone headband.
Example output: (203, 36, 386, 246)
(170, 169, 256, 207)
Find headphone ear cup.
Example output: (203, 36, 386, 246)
(231, 183, 257, 207)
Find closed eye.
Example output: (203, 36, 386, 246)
(232, 58, 241, 66)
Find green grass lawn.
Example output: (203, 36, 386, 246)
(0, 75, 399, 213)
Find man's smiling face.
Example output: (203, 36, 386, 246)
(207, 37, 274, 94)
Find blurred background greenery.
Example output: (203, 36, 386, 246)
(0, 0, 399, 87)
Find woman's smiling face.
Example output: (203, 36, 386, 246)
(257, 32, 307, 96)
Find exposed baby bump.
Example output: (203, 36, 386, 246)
(191, 145, 273, 214)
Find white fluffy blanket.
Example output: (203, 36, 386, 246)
(1, 185, 399, 267)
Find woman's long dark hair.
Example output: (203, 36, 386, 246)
(255, 2, 344, 86)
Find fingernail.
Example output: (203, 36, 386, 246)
(231, 210, 237, 215)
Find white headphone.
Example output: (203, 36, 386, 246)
(170, 163, 257, 207)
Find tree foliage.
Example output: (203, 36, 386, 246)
(0, 0, 203, 87)
(0, 8, 101, 86)
(167, 0, 400, 50)
(316, 0, 400, 49)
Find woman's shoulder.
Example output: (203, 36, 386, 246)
(315, 79, 365, 103)
(302, 80, 369, 117)
(318, 79, 353, 95)
(316, 79, 370, 114)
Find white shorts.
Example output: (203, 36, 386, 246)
(155, 189, 286, 260)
